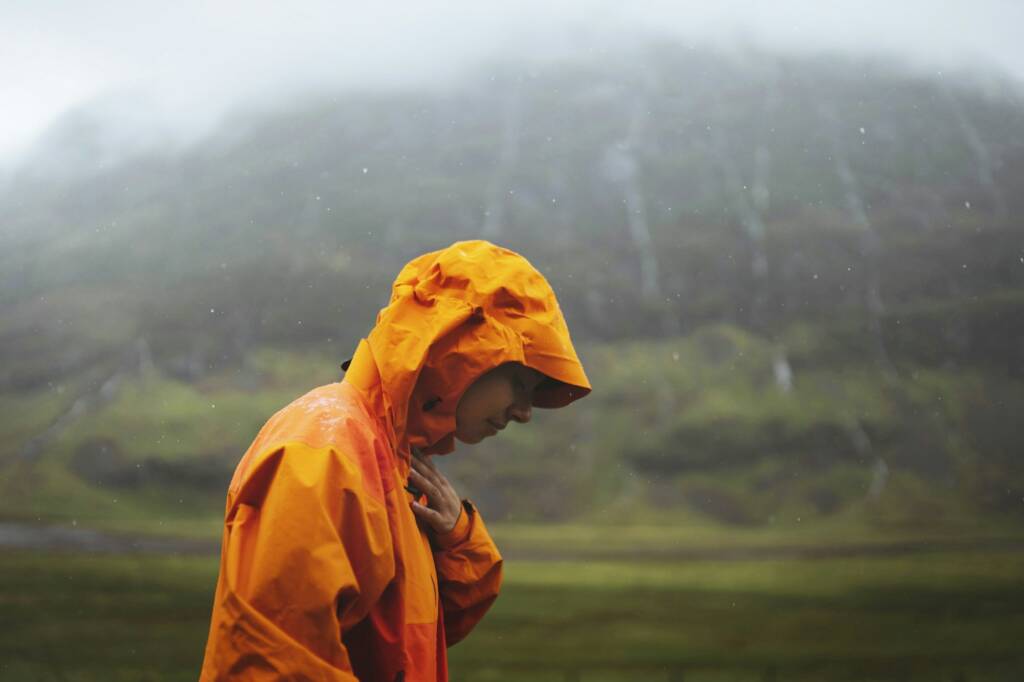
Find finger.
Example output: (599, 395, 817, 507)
(414, 457, 456, 497)
(411, 454, 444, 486)
(410, 454, 430, 474)
(410, 500, 445, 529)
(408, 467, 436, 490)
(410, 453, 434, 474)
(408, 468, 441, 500)
(413, 450, 439, 472)
(415, 454, 449, 484)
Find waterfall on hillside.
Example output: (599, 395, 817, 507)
(943, 86, 1007, 226)
(818, 101, 895, 376)
(601, 73, 662, 306)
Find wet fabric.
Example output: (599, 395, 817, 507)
(200, 240, 591, 681)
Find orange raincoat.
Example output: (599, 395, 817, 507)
(200, 241, 591, 681)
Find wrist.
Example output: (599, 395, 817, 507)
(434, 501, 471, 548)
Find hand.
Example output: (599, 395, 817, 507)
(408, 450, 463, 534)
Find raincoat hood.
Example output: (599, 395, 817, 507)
(344, 240, 590, 455)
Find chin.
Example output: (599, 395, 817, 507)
(455, 431, 483, 445)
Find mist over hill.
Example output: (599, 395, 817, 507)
(2, 43, 1023, 527)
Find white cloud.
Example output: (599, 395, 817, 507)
(2, 0, 1021, 164)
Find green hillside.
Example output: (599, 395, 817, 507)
(1, 44, 1023, 532)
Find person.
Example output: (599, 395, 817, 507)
(200, 240, 591, 681)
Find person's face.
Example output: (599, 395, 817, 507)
(454, 362, 546, 444)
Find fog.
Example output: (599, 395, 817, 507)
(2, 0, 1022, 166)
(3, 2, 1024, 679)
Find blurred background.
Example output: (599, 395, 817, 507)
(2, 1, 1023, 680)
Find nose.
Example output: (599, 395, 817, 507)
(508, 400, 532, 424)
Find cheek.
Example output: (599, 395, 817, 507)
(454, 401, 487, 443)
(455, 389, 484, 427)
(457, 381, 512, 425)
(483, 385, 515, 417)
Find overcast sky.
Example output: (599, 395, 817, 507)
(2, 0, 1022, 164)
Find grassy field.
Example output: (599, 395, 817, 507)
(2, 542, 1023, 681)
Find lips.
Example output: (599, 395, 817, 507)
(487, 419, 506, 432)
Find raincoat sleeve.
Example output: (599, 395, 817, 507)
(202, 441, 395, 681)
(431, 500, 503, 646)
